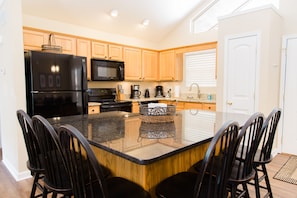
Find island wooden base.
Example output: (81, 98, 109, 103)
(91, 142, 209, 196)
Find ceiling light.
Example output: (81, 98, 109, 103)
(142, 19, 150, 26)
(110, 9, 118, 18)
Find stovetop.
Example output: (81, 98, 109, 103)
(88, 88, 131, 104)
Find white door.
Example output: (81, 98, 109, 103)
(224, 34, 258, 114)
(280, 36, 297, 155)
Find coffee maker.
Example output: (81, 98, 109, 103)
(130, 85, 141, 99)
(155, 86, 164, 98)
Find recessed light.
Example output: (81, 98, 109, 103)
(110, 9, 118, 18)
(142, 19, 150, 26)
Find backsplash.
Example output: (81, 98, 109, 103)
(87, 81, 216, 100)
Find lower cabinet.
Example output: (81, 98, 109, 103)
(158, 100, 216, 111)
(202, 103, 216, 111)
(88, 105, 100, 114)
(132, 102, 140, 113)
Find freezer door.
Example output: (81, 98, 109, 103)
(28, 51, 87, 91)
(28, 91, 87, 118)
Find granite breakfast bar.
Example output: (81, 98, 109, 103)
(48, 110, 250, 195)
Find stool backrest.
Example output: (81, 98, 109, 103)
(235, 112, 264, 179)
(194, 120, 240, 198)
(257, 108, 281, 161)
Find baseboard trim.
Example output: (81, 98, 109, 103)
(2, 158, 32, 181)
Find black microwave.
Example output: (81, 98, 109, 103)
(91, 59, 124, 81)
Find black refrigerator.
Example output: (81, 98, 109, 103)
(24, 50, 88, 118)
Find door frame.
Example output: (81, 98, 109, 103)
(223, 32, 261, 114)
(278, 34, 297, 153)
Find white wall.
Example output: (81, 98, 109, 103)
(216, 6, 282, 115)
(0, 0, 29, 180)
(23, 15, 160, 50)
(279, 0, 297, 34)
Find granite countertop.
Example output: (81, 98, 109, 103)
(48, 110, 249, 165)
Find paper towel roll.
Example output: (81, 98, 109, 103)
(174, 85, 180, 97)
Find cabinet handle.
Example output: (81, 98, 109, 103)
(227, 101, 233, 105)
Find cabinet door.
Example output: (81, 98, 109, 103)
(108, 44, 123, 60)
(132, 102, 140, 113)
(49, 34, 76, 55)
(92, 41, 108, 59)
(77, 39, 91, 80)
(142, 50, 158, 81)
(23, 29, 47, 51)
(124, 47, 142, 81)
(159, 50, 183, 81)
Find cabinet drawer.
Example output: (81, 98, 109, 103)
(202, 103, 216, 111)
(88, 106, 100, 114)
(184, 102, 202, 110)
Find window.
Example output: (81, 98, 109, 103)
(184, 49, 216, 87)
(191, 0, 280, 33)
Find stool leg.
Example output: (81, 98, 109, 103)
(262, 164, 273, 198)
(30, 173, 39, 198)
(254, 167, 261, 198)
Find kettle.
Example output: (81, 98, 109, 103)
(144, 89, 150, 98)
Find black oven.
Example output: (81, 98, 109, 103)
(88, 88, 132, 113)
(91, 59, 124, 81)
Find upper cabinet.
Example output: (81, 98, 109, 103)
(142, 50, 158, 81)
(159, 50, 183, 81)
(52, 34, 76, 55)
(23, 28, 76, 55)
(23, 29, 47, 51)
(124, 48, 158, 81)
(77, 38, 91, 80)
(123, 47, 142, 80)
(91, 41, 123, 61)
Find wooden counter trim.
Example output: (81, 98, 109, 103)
(91, 142, 209, 194)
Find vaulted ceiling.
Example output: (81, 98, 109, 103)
(22, 0, 279, 43)
(22, 0, 210, 42)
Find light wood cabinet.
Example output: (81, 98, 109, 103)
(51, 34, 76, 55)
(125, 48, 158, 81)
(77, 38, 91, 80)
(202, 103, 216, 111)
(132, 102, 140, 113)
(91, 41, 123, 60)
(88, 106, 100, 114)
(184, 102, 203, 110)
(23, 29, 47, 51)
(23, 28, 77, 55)
(158, 100, 185, 111)
(124, 47, 142, 80)
(159, 100, 216, 111)
(159, 50, 183, 81)
(142, 50, 158, 81)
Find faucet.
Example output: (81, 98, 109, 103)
(189, 83, 201, 99)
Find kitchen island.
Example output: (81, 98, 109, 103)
(48, 110, 250, 195)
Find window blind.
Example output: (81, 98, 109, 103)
(184, 49, 216, 87)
